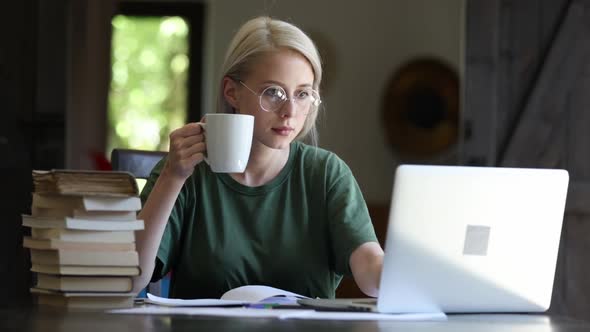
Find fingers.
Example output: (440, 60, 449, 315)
(169, 123, 205, 153)
(173, 151, 205, 171)
(164, 123, 208, 180)
(169, 142, 206, 162)
(169, 122, 204, 140)
(170, 135, 205, 157)
(182, 134, 205, 148)
(171, 134, 205, 152)
(187, 150, 205, 165)
(182, 142, 206, 159)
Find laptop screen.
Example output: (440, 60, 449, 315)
(377, 165, 569, 313)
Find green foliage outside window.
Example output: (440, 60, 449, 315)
(107, 15, 189, 155)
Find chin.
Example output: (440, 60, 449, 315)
(263, 138, 293, 150)
(253, 131, 297, 151)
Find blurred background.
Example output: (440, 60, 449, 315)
(1, 0, 589, 320)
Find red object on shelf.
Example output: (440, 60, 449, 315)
(90, 151, 112, 171)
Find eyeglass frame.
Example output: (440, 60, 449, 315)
(237, 80, 321, 114)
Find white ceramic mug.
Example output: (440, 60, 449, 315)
(198, 114, 254, 173)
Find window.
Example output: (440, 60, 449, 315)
(107, 15, 189, 153)
(106, 3, 204, 156)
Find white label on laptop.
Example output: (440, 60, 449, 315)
(463, 225, 491, 256)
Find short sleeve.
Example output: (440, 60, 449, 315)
(140, 158, 189, 281)
(325, 156, 378, 276)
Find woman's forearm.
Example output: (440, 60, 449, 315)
(133, 169, 185, 293)
(350, 242, 384, 297)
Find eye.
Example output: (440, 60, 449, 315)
(296, 90, 311, 100)
(263, 86, 287, 101)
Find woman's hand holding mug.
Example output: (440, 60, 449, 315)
(164, 121, 207, 181)
(163, 113, 254, 181)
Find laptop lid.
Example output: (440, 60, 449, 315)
(376, 165, 569, 313)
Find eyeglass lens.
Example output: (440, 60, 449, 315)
(260, 86, 320, 113)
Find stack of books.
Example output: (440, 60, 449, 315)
(23, 170, 145, 309)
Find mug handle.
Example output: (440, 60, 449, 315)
(196, 122, 209, 165)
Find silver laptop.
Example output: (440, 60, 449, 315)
(299, 165, 569, 313)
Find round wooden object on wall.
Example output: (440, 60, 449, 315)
(381, 58, 459, 158)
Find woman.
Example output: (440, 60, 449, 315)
(135, 16, 384, 299)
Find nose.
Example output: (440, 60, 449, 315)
(278, 98, 297, 118)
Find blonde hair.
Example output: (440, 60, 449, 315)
(217, 16, 323, 145)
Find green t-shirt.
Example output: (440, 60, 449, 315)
(141, 141, 377, 299)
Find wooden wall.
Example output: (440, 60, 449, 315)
(464, 0, 590, 321)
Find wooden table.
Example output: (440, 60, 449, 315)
(2, 307, 589, 332)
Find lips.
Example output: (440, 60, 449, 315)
(272, 126, 294, 136)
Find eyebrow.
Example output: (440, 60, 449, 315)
(261, 80, 313, 89)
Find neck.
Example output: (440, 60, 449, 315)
(230, 141, 291, 187)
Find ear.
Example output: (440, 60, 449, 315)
(222, 76, 240, 109)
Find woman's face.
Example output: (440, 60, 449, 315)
(232, 49, 315, 151)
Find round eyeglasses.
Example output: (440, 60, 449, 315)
(239, 80, 321, 114)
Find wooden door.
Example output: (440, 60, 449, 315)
(464, 0, 590, 320)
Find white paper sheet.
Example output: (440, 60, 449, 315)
(145, 293, 246, 307)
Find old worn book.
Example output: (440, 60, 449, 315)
(31, 288, 134, 309)
(23, 237, 136, 251)
(35, 274, 133, 292)
(22, 215, 144, 231)
(30, 249, 139, 266)
(32, 170, 138, 196)
(31, 264, 140, 276)
(31, 228, 135, 243)
(33, 207, 137, 221)
(32, 193, 141, 213)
